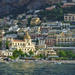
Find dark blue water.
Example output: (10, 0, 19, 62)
(0, 62, 75, 75)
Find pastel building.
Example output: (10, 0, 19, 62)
(64, 14, 75, 22)
(0, 50, 13, 57)
(36, 48, 57, 58)
(56, 30, 75, 46)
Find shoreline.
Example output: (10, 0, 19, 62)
(0, 59, 75, 64)
(33, 60, 75, 64)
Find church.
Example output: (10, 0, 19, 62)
(9, 31, 35, 53)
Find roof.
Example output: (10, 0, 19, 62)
(12, 31, 31, 42)
(46, 6, 55, 11)
(13, 39, 24, 42)
(64, 13, 75, 16)
(61, 3, 75, 8)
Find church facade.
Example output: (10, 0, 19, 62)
(9, 31, 35, 53)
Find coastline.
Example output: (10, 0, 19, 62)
(49, 60, 75, 64)
(0, 59, 75, 64)
(34, 60, 75, 64)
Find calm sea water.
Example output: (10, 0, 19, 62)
(0, 62, 75, 75)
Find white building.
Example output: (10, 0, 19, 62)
(10, 31, 35, 53)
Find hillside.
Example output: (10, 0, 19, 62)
(0, 0, 47, 17)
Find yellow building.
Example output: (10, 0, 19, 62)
(30, 17, 41, 25)
(10, 31, 35, 53)
(56, 30, 75, 46)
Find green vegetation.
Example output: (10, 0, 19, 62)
(9, 49, 35, 59)
(27, 17, 32, 27)
(28, 50, 34, 57)
(38, 5, 63, 21)
(8, 48, 75, 60)
(6, 41, 10, 49)
(63, 6, 75, 14)
(56, 57, 69, 60)
(55, 44, 75, 47)
(13, 49, 23, 58)
(38, 4, 75, 21)
(35, 54, 46, 59)
(57, 50, 75, 60)
(9, 49, 24, 59)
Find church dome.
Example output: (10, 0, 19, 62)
(24, 31, 31, 39)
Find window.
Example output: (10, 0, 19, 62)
(23, 43, 25, 46)
(69, 16, 71, 21)
(13, 43, 14, 45)
(72, 16, 74, 21)
(28, 43, 30, 45)
(18, 43, 19, 45)
(65, 17, 67, 19)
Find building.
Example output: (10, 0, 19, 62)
(56, 30, 75, 46)
(45, 6, 56, 11)
(61, 3, 75, 8)
(8, 25, 20, 32)
(0, 50, 13, 57)
(30, 17, 41, 26)
(37, 38, 46, 49)
(72, 0, 75, 2)
(10, 31, 35, 53)
(64, 14, 75, 22)
(0, 30, 4, 41)
(45, 35, 56, 47)
(30, 26, 41, 33)
(40, 26, 52, 34)
(46, 0, 62, 4)
(41, 21, 70, 30)
(36, 48, 57, 59)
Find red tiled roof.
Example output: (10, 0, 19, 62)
(61, 3, 75, 8)
(13, 39, 24, 42)
(46, 6, 55, 11)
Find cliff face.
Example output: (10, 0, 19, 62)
(0, 0, 47, 17)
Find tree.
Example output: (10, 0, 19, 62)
(18, 49, 23, 55)
(58, 50, 67, 57)
(66, 51, 73, 58)
(13, 49, 24, 59)
(6, 41, 10, 49)
(29, 50, 34, 57)
(27, 17, 32, 27)
(13, 49, 20, 58)
(57, 50, 75, 60)
(72, 54, 75, 60)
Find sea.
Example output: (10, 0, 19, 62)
(0, 62, 75, 75)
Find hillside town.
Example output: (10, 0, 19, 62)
(0, 0, 75, 62)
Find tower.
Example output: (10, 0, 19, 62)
(24, 31, 32, 45)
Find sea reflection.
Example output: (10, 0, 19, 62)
(0, 62, 75, 75)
